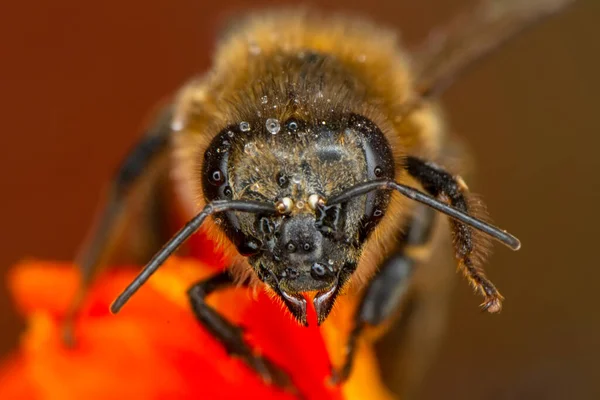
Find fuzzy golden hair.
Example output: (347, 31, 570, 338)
(169, 9, 444, 287)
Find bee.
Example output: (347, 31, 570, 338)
(65, 0, 574, 392)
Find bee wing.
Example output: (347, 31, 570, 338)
(75, 105, 174, 285)
(413, 0, 576, 99)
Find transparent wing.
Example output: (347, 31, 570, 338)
(413, 0, 576, 98)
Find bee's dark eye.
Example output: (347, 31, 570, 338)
(209, 169, 225, 185)
(276, 172, 289, 188)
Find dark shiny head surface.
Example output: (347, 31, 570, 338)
(202, 113, 394, 324)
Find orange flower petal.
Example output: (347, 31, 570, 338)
(0, 354, 37, 399)
(8, 260, 79, 317)
(0, 258, 392, 400)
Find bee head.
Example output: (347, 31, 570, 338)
(202, 113, 395, 325)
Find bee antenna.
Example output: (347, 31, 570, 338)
(110, 200, 276, 314)
(327, 180, 521, 251)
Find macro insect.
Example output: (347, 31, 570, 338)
(65, 0, 575, 391)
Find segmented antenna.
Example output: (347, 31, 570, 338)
(110, 200, 276, 313)
(328, 179, 521, 251)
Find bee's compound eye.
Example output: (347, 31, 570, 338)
(208, 169, 225, 186)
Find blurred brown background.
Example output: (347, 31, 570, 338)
(1, 0, 598, 399)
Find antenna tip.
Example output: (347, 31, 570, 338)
(501, 231, 521, 251)
(510, 237, 522, 251)
(109, 298, 124, 314)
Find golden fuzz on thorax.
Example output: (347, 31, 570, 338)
(171, 10, 444, 286)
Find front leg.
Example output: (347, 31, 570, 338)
(406, 156, 502, 312)
(331, 206, 435, 383)
(188, 271, 294, 391)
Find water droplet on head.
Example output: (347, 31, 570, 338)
(261, 96, 268, 104)
(266, 118, 281, 135)
(227, 130, 234, 138)
(171, 120, 184, 132)
(244, 142, 257, 156)
(328, 259, 334, 265)
(208, 169, 225, 186)
(239, 121, 251, 132)
(292, 175, 302, 184)
(296, 201, 305, 209)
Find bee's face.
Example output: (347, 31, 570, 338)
(202, 113, 395, 324)
(251, 211, 358, 325)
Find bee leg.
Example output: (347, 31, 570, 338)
(405, 156, 501, 312)
(188, 271, 295, 391)
(63, 106, 173, 345)
(331, 206, 435, 384)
